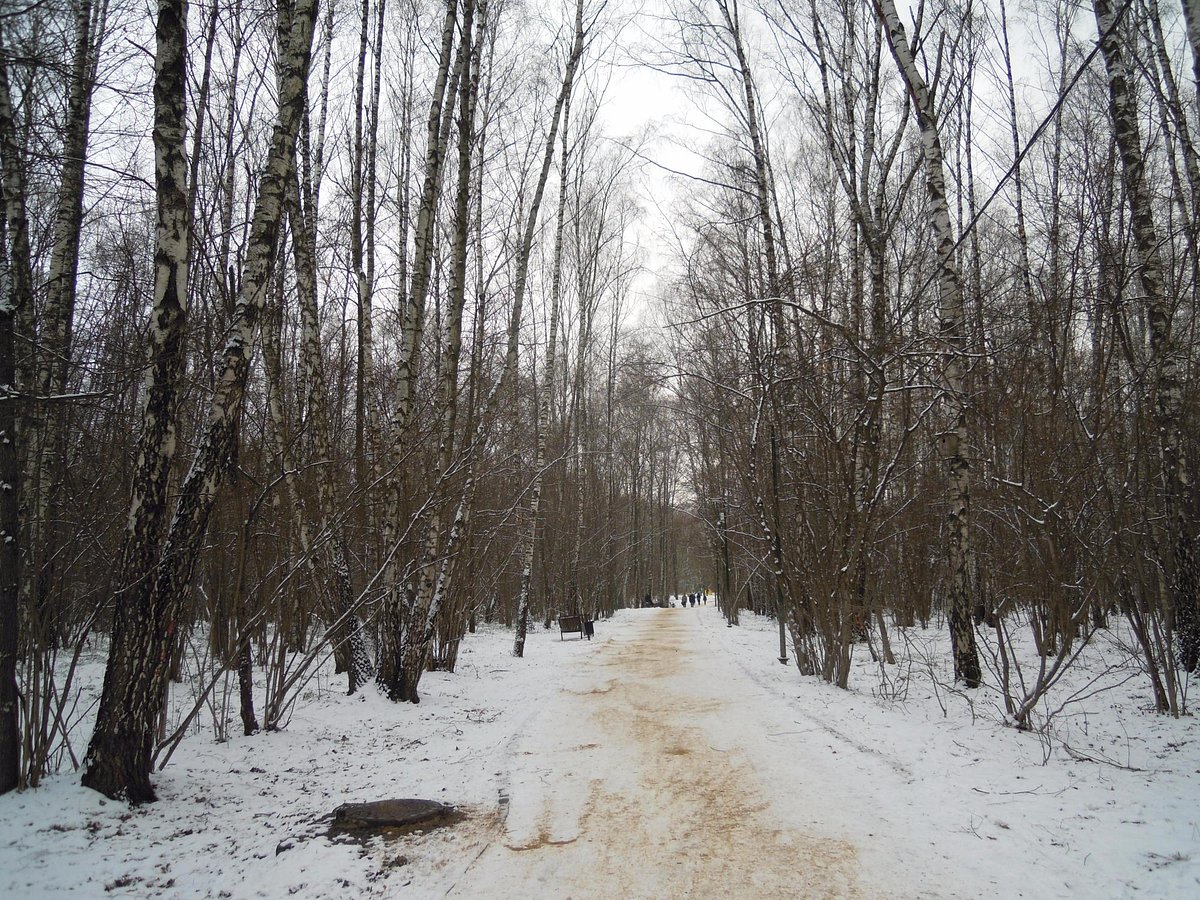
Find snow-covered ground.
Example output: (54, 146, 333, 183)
(1, 606, 1197, 898)
(710, 609, 1200, 898)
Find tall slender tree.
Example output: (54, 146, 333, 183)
(1093, 0, 1198, 669)
(874, 0, 981, 687)
(0, 20, 36, 796)
(79, 0, 192, 801)
(83, 0, 319, 801)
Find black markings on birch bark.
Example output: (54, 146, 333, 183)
(0, 21, 36, 795)
(1093, 0, 1198, 671)
(82, 0, 319, 801)
(874, 0, 981, 688)
(81, 0, 192, 802)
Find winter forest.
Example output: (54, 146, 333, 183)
(1, 0, 1199, 895)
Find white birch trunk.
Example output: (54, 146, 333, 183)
(379, 0, 584, 697)
(22, 0, 103, 646)
(374, 0, 461, 698)
(390, 0, 459, 444)
(80, 0, 191, 802)
(874, 0, 981, 686)
(513, 42, 573, 659)
(82, 0, 318, 801)
(375, 0, 461, 683)
(1094, 0, 1198, 669)
(1181, 0, 1200, 109)
(392, 0, 482, 700)
(0, 23, 37, 795)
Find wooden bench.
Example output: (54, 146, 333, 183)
(558, 615, 593, 640)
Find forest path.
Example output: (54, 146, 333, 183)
(448, 607, 866, 899)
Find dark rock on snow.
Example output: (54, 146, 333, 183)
(331, 799, 457, 831)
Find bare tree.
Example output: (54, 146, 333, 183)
(1093, 0, 1198, 669)
(83, 0, 319, 801)
(22, 0, 106, 649)
(874, 0, 981, 687)
(0, 19, 36, 796)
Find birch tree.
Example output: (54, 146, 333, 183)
(402, 0, 483, 681)
(83, 0, 319, 801)
(513, 27, 575, 659)
(375, 0, 462, 699)
(0, 20, 35, 796)
(78, 0, 191, 802)
(1093, 0, 1198, 669)
(379, 0, 591, 697)
(22, 0, 106, 649)
(873, 0, 981, 687)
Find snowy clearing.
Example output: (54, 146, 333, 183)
(1, 606, 1198, 898)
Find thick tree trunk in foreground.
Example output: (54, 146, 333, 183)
(82, 0, 318, 801)
(875, 0, 980, 687)
(0, 23, 36, 795)
(80, 0, 192, 802)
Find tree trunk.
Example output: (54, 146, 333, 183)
(874, 0, 981, 687)
(1181, 0, 1200, 109)
(285, 171, 372, 692)
(391, 0, 459, 443)
(80, 0, 192, 802)
(1094, 0, 1197, 670)
(82, 0, 318, 802)
(375, 0, 460, 697)
(23, 0, 101, 651)
(514, 26, 574, 659)
(379, 0, 584, 695)
(0, 22, 36, 795)
(394, 0, 483, 698)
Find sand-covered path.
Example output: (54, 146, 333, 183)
(450, 607, 870, 899)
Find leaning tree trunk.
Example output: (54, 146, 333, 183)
(514, 34, 573, 659)
(874, 0, 981, 687)
(286, 2, 371, 691)
(82, 0, 318, 802)
(395, 0, 482, 697)
(79, 0, 192, 802)
(1094, 0, 1198, 670)
(507, 0, 586, 658)
(261, 239, 371, 693)
(374, 0, 459, 697)
(0, 22, 37, 795)
(385, 0, 458, 458)
(265, 1, 370, 693)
